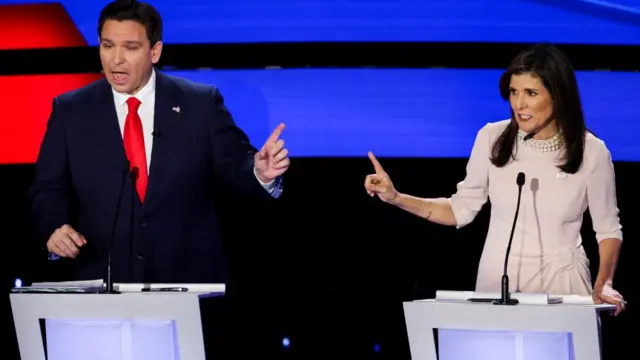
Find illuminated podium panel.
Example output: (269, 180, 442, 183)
(403, 291, 615, 360)
(10, 283, 225, 360)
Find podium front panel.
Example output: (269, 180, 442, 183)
(45, 319, 179, 360)
(10, 291, 224, 360)
(438, 329, 573, 360)
(403, 300, 610, 360)
(45, 320, 125, 360)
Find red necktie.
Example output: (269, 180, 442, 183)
(123, 97, 148, 202)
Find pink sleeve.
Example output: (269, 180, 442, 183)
(449, 124, 493, 228)
(587, 141, 623, 243)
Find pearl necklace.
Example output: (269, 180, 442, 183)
(517, 129, 564, 153)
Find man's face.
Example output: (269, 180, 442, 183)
(99, 19, 162, 95)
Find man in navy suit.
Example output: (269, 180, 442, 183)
(30, 0, 290, 284)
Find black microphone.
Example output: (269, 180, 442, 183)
(494, 172, 525, 306)
(129, 165, 139, 274)
(523, 132, 535, 141)
(103, 161, 130, 294)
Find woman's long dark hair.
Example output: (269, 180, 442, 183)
(490, 44, 587, 174)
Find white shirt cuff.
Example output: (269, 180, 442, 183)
(254, 167, 276, 192)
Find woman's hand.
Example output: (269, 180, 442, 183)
(593, 280, 626, 316)
(364, 152, 399, 203)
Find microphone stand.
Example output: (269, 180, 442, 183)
(130, 166, 139, 282)
(494, 172, 525, 305)
(103, 162, 130, 294)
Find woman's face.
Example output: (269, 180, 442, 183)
(509, 72, 556, 139)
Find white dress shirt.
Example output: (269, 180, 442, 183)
(112, 68, 156, 171)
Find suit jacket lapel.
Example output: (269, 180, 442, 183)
(143, 71, 182, 210)
(92, 79, 129, 177)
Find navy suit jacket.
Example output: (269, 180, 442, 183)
(30, 71, 278, 283)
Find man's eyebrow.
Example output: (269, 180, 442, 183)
(100, 38, 144, 46)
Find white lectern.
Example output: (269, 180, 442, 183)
(10, 282, 225, 360)
(403, 290, 615, 360)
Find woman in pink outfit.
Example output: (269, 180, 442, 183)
(364, 44, 626, 315)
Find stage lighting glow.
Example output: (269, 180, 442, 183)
(3, 0, 639, 46)
(282, 337, 290, 348)
(14, 278, 23, 288)
(374, 343, 381, 353)
(166, 69, 640, 161)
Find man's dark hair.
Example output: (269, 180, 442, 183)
(491, 43, 587, 174)
(98, 0, 163, 46)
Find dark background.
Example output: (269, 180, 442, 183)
(2, 43, 638, 359)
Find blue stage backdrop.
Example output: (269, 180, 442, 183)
(1, 0, 639, 45)
(165, 68, 639, 162)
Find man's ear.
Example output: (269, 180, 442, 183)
(151, 41, 163, 64)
